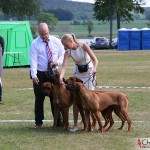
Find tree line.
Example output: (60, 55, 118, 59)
(0, 0, 40, 20)
(0, 0, 149, 41)
(1, 0, 149, 22)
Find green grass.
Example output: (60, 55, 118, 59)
(50, 20, 150, 38)
(0, 50, 150, 150)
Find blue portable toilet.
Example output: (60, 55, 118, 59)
(118, 28, 130, 50)
(141, 27, 150, 50)
(129, 28, 141, 50)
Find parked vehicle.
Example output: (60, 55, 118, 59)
(90, 37, 109, 50)
(111, 38, 118, 49)
(78, 39, 92, 46)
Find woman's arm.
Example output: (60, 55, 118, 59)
(83, 43, 98, 74)
(59, 51, 70, 83)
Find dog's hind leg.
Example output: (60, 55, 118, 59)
(113, 108, 126, 130)
(120, 109, 132, 132)
(101, 111, 109, 129)
(94, 111, 103, 133)
(116, 112, 125, 130)
(101, 106, 114, 131)
(91, 112, 97, 129)
(105, 112, 114, 132)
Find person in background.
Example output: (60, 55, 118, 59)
(30, 23, 65, 128)
(0, 36, 4, 105)
(60, 33, 98, 132)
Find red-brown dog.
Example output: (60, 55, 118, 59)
(46, 72, 74, 130)
(42, 82, 54, 96)
(66, 76, 126, 132)
(66, 77, 94, 131)
(42, 80, 73, 130)
(72, 82, 132, 133)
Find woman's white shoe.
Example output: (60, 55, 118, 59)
(69, 128, 78, 132)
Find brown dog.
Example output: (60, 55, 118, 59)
(42, 82, 54, 96)
(72, 82, 132, 133)
(66, 76, 126, 132)
(46, 72, 74, 130)
(66, 77, 93, 131)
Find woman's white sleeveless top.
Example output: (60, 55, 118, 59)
(67, 42, 95, 90)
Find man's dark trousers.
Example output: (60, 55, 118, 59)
(33, 70, 62, 126)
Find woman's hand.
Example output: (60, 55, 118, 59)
(92, 68, 97, 75)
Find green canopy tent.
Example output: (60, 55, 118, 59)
(0, 21, 33, 67)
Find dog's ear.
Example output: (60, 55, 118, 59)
(65, 79, 68, 84)
(63, 78, 67, 84)
(76, 77, 83, 83)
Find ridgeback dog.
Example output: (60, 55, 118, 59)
(42, 82, 54, 96)
(72, 82, 132, 133)
(66, 77, 94, 131)
(66, 76, 126, 132)
(45, 70, 74, 130)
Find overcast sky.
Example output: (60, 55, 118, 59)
(70, 0, 150, 7)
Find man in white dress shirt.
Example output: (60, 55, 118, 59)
(30, 23, 65, 128)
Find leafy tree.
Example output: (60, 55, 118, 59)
(0, 0, 40, 20)
(0, 0, 2, 8)
(30, 25, 38, 38)
(71, 20, 81, 25)
(86, 20, 94, 36)
(93, 0, 144, 29)
(93, 0, 144, 48)
(36, 13, 58, 30)
(0, 0, 17, 19)
(16, 0, 41, 20)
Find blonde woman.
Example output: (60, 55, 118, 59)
(60, 34, 98, 132)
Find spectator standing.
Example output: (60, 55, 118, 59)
(30, 23, 65, 128)
(0, 35, 4, 105)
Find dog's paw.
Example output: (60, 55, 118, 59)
(98, 127, 104, 133)
(117, 127, 123, 130)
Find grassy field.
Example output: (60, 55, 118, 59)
(51, 20, 150, 38)
(0, 50, 150, 150)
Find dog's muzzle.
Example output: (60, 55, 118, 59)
(75, 86, 80, 92)
(66, 84, 74, 91)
